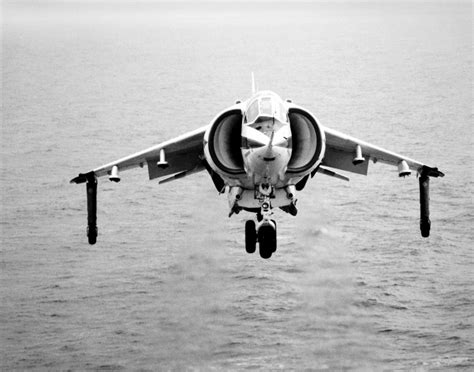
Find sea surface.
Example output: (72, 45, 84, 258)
(1, 1, 473, 370)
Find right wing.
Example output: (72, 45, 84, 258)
(70, 125, 209, 184)
(321, 126, 444, 178)
(319, 125, 444, 238)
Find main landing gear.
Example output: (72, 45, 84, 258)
(244, 187, 278, 259)
(245, 219, 277, 259)
(245, 218, 277, 259)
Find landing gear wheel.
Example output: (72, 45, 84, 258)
(271, 220, 277, 252)
(245, 220, 257, 254)
(258, 224, 276, 259)
(87, 226, 97, 245)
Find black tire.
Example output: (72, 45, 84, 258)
(420, 220, 430, 238)
(258, 225, 276, 259)
(271, 220, 277, 252)
(87, 226, 97, 245)
(245, 220, 257, 253)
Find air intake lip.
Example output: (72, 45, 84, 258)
(207, 109, 245, 175)
(286, 108, 325, 175)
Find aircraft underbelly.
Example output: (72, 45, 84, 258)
(233, 188, 293, 209)
(242, 146, 291, 185)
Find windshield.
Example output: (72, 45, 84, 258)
(244, 93, 288, 125)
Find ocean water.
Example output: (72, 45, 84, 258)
(1, 1, 473, 370)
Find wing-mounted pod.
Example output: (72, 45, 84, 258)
(418, 166, 444, 237)
(286, 106, 326, 183)
(70, 171, 98, 244)
(203, 108, 246, 178)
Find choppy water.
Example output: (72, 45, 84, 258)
(1, 1, 473, 370)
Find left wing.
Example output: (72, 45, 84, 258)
(70, 125, 210, 245)
(70, 125, 209, 184)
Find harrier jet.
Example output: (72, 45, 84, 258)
(71, 77, 444, 259)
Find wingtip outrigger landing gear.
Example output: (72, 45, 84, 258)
(418, 166, 445, 238)
(86, 174, 98, 245)
(71, 171, 98, 245)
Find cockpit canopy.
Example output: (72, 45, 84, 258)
(243, 92, 289, 126)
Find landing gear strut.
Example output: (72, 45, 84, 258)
(70, 171, 98, 245)
(418, 166, 445, 237)
(244, 185, 278, 259)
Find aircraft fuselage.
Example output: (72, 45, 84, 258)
(203, 90, 325, 215)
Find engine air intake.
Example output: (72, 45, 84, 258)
(206, 109, 245, 175)
(287, 108, 325, 175)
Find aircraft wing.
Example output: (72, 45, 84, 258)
(70, 125, 209, 184)
(321, 126, 444, 177)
